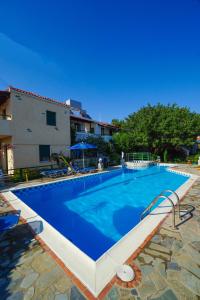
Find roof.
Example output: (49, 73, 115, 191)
(8, 86, 69, 108)
(97, 121, 118, 129)
(70, 114, 118, 128)
(70, 114, 94, 123)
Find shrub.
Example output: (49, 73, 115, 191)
(187, 152, 200, 164)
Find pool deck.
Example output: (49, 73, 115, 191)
(0, 164, 200, 299)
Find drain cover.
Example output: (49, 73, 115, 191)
(116, 265, 135, 282)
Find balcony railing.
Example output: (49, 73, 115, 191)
(75, 131, 95, 141)
(75, 131, 113, 142)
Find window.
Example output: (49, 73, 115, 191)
(46, 110, 56, 126)
(90, 127, 94, 134)
(75, 123, 81, 132)
(39, 145, 50, 162)
(74, 122, 86, 132)
(101, 127, 105, 136)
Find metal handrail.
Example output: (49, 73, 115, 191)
(126, 152, 153, 162)
(140, 192, 178, 229)
(141, 194, 162, 220)
(160, 190, 180, 219)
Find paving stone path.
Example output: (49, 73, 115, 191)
(0, 165, 200, 299)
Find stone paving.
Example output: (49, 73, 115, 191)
(0, 165, 200, 299)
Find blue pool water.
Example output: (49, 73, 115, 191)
(13, 166, 188, 260)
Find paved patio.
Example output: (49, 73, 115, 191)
(0, 165, 200, 299)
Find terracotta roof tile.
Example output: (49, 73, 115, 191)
(70, 114, 118, 128)
(9, 86, 69, 108)
(97, 121, 118, 129)
(70, 114, 94, 122)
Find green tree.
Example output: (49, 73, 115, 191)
(84, 136, 114, 156)
(111, 118, 124, 128)
(83, 136, 120, 164)
(113, 104, 200, 161)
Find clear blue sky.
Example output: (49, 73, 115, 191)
(0, 0, 200, 121)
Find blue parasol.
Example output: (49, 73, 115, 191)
(69, 142, 97, 168)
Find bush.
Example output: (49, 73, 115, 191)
(187, 152, 200, 164)
(109, 152, 121, 166)
(173, 158, 183, 163)
(51, 153, 71, 167)
(83, 136, 120, 165)
(12, 168, 42, 182)
(12, 169, 23, 182)
(163, 149, 168, 163)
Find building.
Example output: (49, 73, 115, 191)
(67, 99, 118, 143)
(0, 87, 117, 171)
(0, 87, 70, 171)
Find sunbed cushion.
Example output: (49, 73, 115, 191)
(0, 213, 20, 232)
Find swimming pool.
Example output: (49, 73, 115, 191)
(13, 166, 188, 260)
(5, 165, 196, 296)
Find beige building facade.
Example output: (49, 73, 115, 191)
(0, 87, 70, 170)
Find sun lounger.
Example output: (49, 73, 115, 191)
(0, 169, 11, 187)
(70, 165, 89, 174)
(83, 167, 96, 173)
(70, 165, 97, 174)
(40, 168, 71, 178)
(0, 210, 21, 235)
(0, 169, 10, 180)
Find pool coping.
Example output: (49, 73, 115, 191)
(1, 165, 199, 298)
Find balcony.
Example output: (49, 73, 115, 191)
(0, 115, 12, 137)
(75, 131, 95, 141)
(75, 131, 113, 142)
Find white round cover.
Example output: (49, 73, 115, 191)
(116, 264, 135, 282)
